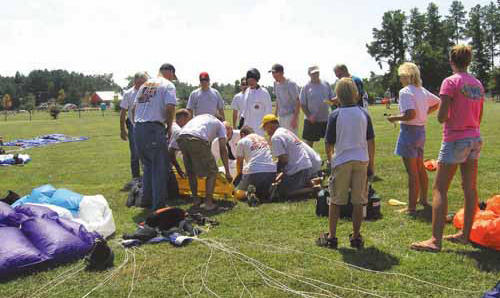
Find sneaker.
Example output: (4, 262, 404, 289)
(316, 233, 338, 249)
(247, 185, 259, 207)
(349, 234, 364, 249)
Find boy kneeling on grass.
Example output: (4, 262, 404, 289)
(317, 78, 375, 249)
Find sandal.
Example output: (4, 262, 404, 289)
(443, 234, 469, 245)
(410, 240, 441, 252)
(316, 233, 338, 249)
(349, 234, 364, 249)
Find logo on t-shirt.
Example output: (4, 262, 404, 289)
(461, 84, 483, 100)
(138, 82, 160, 103)
(254, 104, 260, 110)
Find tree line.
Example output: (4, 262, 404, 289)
(366, 1, 499, 98)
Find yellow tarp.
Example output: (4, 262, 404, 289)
(175, 172, 234, 200)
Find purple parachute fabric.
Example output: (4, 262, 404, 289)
(0, 201, 96, 278)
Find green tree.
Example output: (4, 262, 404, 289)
(447, 1, 467, 44)
(467, 5, 490, 85)
(488, 67, 500, 98)
(481, 2, 499, 70)
(366, 10, 407, 96)
(406, 8, 426, 66)
(57, 89, 66, 104)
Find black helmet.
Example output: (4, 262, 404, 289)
(246, 68, 260, 81)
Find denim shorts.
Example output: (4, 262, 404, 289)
(437, 137, 482, 164)
(395, 124, 426, 158)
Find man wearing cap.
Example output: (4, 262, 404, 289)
(269, 64, 300, 135)
(211, 121, 240, 177)
(187, 72, 225, 120)
(332, 64, 365, 108)
(120, 72, 148, 188)
(231, 77, 248, 129)
(261, 114, 317, 200)
(172, 114, 233, 211)
(242, 68, 272, 136)
(133, 63, 177, 211)
(300, 66, 335, 148)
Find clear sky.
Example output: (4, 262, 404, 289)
(0, 0, 490, 88)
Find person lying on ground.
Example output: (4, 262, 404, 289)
(411, 44, 484, 252)
(320, 77, 375, 250)
(172, 114, 233, 211)
(387, 62, 440, 215)
(262, 114, 318, 201)
(233, 125, 277, 202)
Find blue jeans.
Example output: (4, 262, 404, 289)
(438, 137, 482, 164)
(134, 122, 169, 210)
(127, 119, 141, 179)
(395, 124, 426, 158)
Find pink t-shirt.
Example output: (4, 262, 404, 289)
(439, 72, 484, 142)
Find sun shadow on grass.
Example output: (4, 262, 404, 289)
(414, 205, 433, 223)
(338, 246, 400, 271)
(453, 248, 500, 273)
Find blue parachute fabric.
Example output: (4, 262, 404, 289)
(0, 201, 20, 227)
(12, 185, 83, 216)
(0, 227, 47, 277)
(11, 184, 56, 208)
(3, 134, 89, 149)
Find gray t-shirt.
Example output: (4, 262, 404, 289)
(271, 127, 312, 175)
(299, 80, 333, 122)
(274, 79, 299, 117)
(120, 86, 140, 121)
(134, 77, 177, 123)
(178, 114, 226, 143)
(187, 87, 224, 117)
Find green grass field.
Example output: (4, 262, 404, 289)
(1, 103, 499, 297)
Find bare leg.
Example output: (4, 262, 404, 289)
(328, 204, 341, 238)
(445, 159, 478, 243)
(417, 157, 429, 206)
(352, 204, 363, 239)
(402, 157, 419, 212)
(203, 174, 216, 209)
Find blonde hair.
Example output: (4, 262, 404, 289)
(398, 62, 422, 87)
(450, 44, 472, 69)
(335, 78, 358, 105)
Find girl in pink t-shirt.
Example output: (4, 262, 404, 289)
(412, 45, 484, 252)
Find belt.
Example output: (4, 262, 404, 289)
(137, 121, 164, 126)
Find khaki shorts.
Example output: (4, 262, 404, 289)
(329, 160, 368, 205)
(177, 135, 218, 178)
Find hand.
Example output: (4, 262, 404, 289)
(120, 129, 128, 141)
(291, 116, 298, 129)
(225, 172, 233, 183)
(386, 116, 396, 123)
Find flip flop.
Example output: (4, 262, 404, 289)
(410, 241, 441, 252)
(443, 234, 469, 245)
(424, 159, 438, 172)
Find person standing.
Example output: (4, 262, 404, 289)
(242, 68, 272, 136)
(174, 114, 233, 211)
(120, 72, 148, 188)
(411, 45, 485, 252)
(269, 64, 300, 135)
(319, 78, 375, 249)
(231, 77, 248, 129)
(387, 62, 440, 215)
(300, 66, 334, 147)
(333, 64, 365, 107)
(187, 72, 225, 120)
(133, 63, 177, 211)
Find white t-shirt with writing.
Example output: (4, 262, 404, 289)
(242, 87, 272, 136)
(134, 77, 176, 123)
(178, 114, 226, 143)
(236, 133, 277, 174)
(271, 127, 312, 175)
(399, 85, 440, 126)
(186, 87, 224, 117)
(120, 86, 140, 121)
(301, 142, 322, 174)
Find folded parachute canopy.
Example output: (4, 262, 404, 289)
(3, 134, 89, 149)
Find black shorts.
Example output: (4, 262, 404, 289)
(302, 120, 327, 142)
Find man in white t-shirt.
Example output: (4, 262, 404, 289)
(187, 72, 225, 120)
(301, 142, 322, 177)
(211, 121, 240, 177)
(269, 64, 300, 135)
(120, 72, 148, 186)
(133, 63, 177, 211)
(241, 68, 272, 136)
(231, 77, 248, 128)
(175, 114, 232, 211)
(261, 114, 318, 200)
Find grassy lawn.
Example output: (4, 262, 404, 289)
(1, 103, 499, 297)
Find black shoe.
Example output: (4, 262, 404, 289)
(316, 233, 338, 249)
(247, 185, 259, 207)
(349, 234, 364, 249)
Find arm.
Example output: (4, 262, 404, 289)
(218, 138, 233, 182)
(387, 109, 416, 122)
(277, 154, 288, 175)
(437, 95, 452, 123)
(292, 96, 300, 129)
(169, 148, 185, 178)
(232, 110, 239, 128)
(367, 138, 375, 176)
(427, 103, 440, 114)
(218, 108, 225, 121)
(131, 104, 136, 125)
(479, 101, 484, 124)
(165, 104, 175, 138)
(120, 109, 128, 141)
(236, 156, 244, 176)
(299, 90, 312, 119)
(325, 142, 334, 164)
(274, 99, 279, 116)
